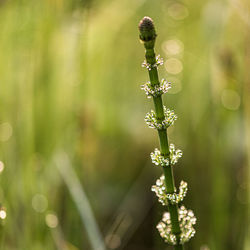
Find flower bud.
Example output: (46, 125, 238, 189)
(138, 16, 157, 42)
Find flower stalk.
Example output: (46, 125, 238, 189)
(138, 17, 196, 249)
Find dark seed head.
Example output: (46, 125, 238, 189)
(139, 17, 154, 32)
(138, 16, 157, 42)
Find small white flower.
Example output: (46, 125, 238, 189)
(152, 176, 187, 206)
(150, 144, 182, 168)
(141, 79, 171, 98)
(145, 106, 177, 130)
(141, 54, 164, 70)
(157, 206, 196, 245)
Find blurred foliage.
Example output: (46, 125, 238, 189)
(0, 0, 249, 249)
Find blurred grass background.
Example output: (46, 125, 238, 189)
(0, 0, 249, 249)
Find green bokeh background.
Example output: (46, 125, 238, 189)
(0, 0, 249, 249)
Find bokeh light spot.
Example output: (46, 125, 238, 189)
(0, 122, 13, 142)
(162, 39, 184, 56)
(0, 161, 4, 173)
(0, 208, 6, 220)
(32, 194, 48, 213)
(221, 89, 240, 110)
(45, 213, 58, 228)
(168, 3, 189, 20)
(165, 58, 183, 75)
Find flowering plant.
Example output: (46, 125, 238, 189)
(138, 16, 196, 249)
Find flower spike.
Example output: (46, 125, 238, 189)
(138, 16, 196, 249)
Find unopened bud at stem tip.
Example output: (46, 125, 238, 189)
(138, 16, 157, 42)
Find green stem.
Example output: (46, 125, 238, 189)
(150, 60, 183, 250)
(174, 244, 185, 250)
(140, 22, 183, 249)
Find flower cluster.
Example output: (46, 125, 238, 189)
(145, 106, 177, 130)
(166, 181, 187, 205)
(179, 206, 196, 244)
(169, 144, 183, 165)
(157, 206, 196, 245)
(150, 144, 182, 167)
(141, 79, 171, 98)
(142, 55, 164, 70)
(152, 176, 187, 206)
(151, 175, 168, 205)
(151, 148, 170, 167)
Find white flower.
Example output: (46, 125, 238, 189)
(157, 206, 196, 245)
(141, 54, 164, 71)
(152, 176, 187, 206)
(145, 106, 177, 130)
(150, 144, 182, 168)
(141, 79, 171, 98)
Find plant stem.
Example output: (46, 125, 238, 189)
(139, 18, 183, 249)
(146, 51, 183, 250)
